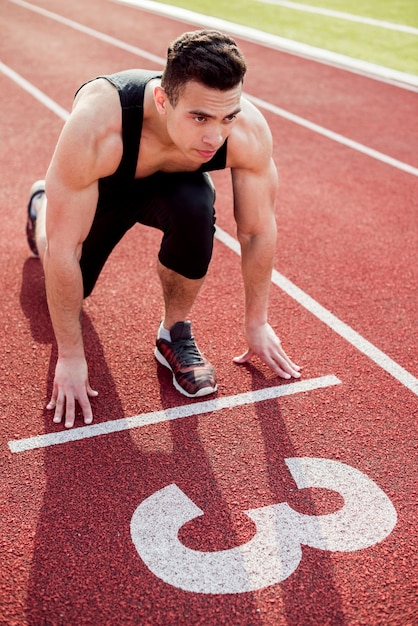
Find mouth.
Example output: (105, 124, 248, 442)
(196, 149, 217, 159)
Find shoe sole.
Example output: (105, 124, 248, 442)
(26, 180, 46, 258)
(154, 347, 217, 398)
(29, 180, 46, 198)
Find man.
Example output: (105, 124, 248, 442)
(26, 29, 300, 429)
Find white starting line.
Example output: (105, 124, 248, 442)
(8, 375, 341, 453)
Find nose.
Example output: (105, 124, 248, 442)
(202, 128, 223, 149)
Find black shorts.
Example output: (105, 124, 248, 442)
(80, 171, 216, 298)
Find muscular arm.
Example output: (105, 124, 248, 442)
(229, 101, 300, 378)
(43, 80, 122, 427)
(232, 157, 277, 329)
(43, 174, 99, 428)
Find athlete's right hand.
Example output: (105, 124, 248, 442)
(47, 355, 98, 428)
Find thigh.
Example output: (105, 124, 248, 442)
(80, 171, 216, 296)
(138, 171, 217, 279)
(136, 171, 215, 229)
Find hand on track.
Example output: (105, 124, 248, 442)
(233, 322, 301, 379)
(47, 356, 98, 428)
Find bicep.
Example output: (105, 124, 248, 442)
(232, 158, 278, 237)
(229, 101, 279, 235)
(43, 103, 117, 255)
(44, 124, 100, 256)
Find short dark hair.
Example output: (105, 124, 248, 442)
(161, 30, 247, 106)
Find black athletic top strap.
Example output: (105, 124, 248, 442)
(101, 69, 162, 180)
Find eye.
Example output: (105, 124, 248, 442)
(224, 114, 238, 123)
(194, 115, 207, 123)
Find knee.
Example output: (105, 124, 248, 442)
(164, 175, 216, 248)
(171, 176, 215, 229)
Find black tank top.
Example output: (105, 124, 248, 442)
(77, 69, 228, 182)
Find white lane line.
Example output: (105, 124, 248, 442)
(246, 94, 418, 177)
(8, 0, 164, 66)
(0, 62, 70, 122)
(256, 0, 418, 35)
(110, 0, 418, 90)
(215, 228, 418, 397)
(1, 62, 417, 396)
(8, 376, 341, 453)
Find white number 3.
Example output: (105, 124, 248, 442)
(130, 458, 396, 594)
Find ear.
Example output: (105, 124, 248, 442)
(154, 86, 169, 114)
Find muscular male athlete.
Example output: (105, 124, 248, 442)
(26, 30, 300, 429)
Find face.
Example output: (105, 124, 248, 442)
(155, 80, 242, 163)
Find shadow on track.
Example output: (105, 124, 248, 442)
(247, 362, 347, 624)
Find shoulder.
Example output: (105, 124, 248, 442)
(53, 78, 123, 185)
(226, 97, 273, 172)
(71, 78, 121, 137)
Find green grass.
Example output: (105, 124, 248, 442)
(152, 0, 418, 75)
(280, 0, 418, 26)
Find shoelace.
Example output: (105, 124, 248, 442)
(171, 339, 204, 366)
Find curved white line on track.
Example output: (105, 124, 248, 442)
(256, 0, 418, 35)
(1, 54, 417, 397)
(8, 376, 341, 452)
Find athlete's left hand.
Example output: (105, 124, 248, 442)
(233, 322, 301, 379)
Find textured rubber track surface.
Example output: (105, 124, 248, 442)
(1, 1, 417, 624)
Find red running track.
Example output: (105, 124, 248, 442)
(1, 0, 417, 624)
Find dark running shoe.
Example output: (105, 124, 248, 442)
(155, 321, 217, 398)
(26, 180, 45, 257)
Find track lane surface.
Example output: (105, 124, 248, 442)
(1, 0, 417, 624)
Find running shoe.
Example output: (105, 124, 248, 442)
(155, 321, 217, 398)
(26, 180, 45, 257)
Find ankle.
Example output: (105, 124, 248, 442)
(157, 322, 171, 342)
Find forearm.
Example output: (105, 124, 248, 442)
(239, 228, 276, 329)
(43, 250, 85, 358)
